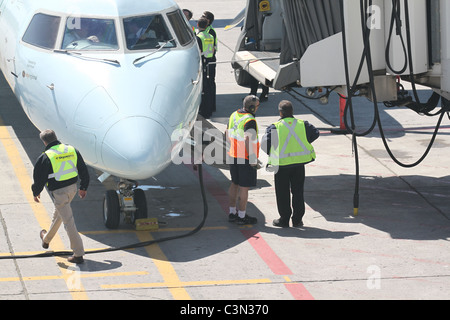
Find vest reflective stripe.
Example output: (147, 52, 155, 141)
(205, 26, 218, 52)
(227, 111, 259, 159)
(268, 118, 316, 166)
(45, 144, 78, 181)
(228, 112, 253, 141)
(197, 31, 214, 58)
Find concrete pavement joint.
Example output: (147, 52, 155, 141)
(0, 209, 29, 299)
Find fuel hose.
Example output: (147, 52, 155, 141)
(0, 164, 208, 261)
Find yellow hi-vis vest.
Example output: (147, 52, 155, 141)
(197, 30, 214, 58)
(205, 25, 218, 53)
(227, 110, 260, 160)
(268, 118, 316, 166)
(45, 144, 78, 181)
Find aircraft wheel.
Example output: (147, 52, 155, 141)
(133, 188, 148, 223)
(104, 190, 120, 229)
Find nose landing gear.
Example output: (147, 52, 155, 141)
(103, 179, 147, 229)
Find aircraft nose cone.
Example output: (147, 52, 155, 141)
(102, 117, 171, 180)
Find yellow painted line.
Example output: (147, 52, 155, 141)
(0, 275, 62, 282)
(0, 121, 88, 300)
(136, 232, 191, 300)
(0, 271, 149, 283)
(102, 278, 272, 290)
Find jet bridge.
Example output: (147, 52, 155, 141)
(232, 0, 450, 103)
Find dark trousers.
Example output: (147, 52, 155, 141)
(250, 76, 269, 97)
(274, 165, 306, 225)
(199, 59, 215, 118)
(209, 57, 216, 111)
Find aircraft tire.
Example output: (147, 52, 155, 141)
(104, 190, 120, 229)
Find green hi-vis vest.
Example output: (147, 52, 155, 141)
(205, 26, 218, 52)
(45, 144, 78, 181)
(197, 30, 214, 58)
(268, 118, 316, 167)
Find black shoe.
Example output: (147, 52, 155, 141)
(292, 220, 304, 228)
(272, 219, 289, 228)
(228, 213, 237, 223)
(259, 94, 268, 102)
(40, 229, 49, 249)
(236, 214, 257, 225)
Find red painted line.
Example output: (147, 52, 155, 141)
(187, 164, 315, 300)
(240, 229, 292, 275)
(284, 283, 315, 300)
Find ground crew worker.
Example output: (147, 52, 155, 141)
(261, 100, 319, 228)
(32, 129, 90, 264)
(196, 17, 215, 119)
(226, 95, 260, 225)
(202, 11, 217, 112)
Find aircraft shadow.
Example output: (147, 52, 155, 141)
(1, 72, 449, 268)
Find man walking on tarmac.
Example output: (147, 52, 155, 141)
(261, 100, 319, 228)
(32, 129, 90, 264)
(226, 95, 261, 225)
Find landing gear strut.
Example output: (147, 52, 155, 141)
(103, 179, 147, 229)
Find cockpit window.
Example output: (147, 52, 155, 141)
(167, 10, 194, 46)
(123, 14, 175, 50)
(62, 18, 118, 50)
(22, 13, 61, 49)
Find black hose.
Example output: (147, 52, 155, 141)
(339, 0, 448, 215)
(374, 0, 446, 167)
(340, 0, 361, 215)
(0, 164, 209, 260)
(385, 0, 408, 74)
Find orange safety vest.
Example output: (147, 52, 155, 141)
(227, 110, 260, 160)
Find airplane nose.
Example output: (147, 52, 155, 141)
(101, 117, 172, 180)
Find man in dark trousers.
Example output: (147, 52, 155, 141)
(202, 11, 217, 112)
(32, 129, 90, 264)
(261, 100, 319, 228)
(196, 17, 215, 118)
(249, 76, 269, 102)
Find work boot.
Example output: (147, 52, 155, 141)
(236, 214, 257, 225)
(228, 213, 237, 223)
(259, 93, 268, 102)
(272, 219, 289, 228)
(292, 220, 304, 228)
(67, 255, 84, 264)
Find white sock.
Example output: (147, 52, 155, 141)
(229, 207, 236, 215)
(238, 210, 246, 218)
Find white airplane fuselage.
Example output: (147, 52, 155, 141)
(0, 0, 202, 180)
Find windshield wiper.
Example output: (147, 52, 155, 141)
(54, 49, 121, 66)
(133, 39, 175, 65)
